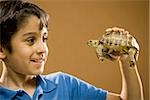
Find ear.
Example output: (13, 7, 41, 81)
(0, 45, 6, 60)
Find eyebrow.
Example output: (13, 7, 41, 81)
(23, 31, 48, 37)
(23, 32, 37, 37)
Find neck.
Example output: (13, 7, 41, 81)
(0, 62, 36, 90)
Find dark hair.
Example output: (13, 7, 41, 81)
(0, 0, 49, 53)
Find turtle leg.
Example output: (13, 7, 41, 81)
(103, 49, 117, 61)
(128, 48, 137, 67)
(96, 44, 105, 61)
(103, 52, 115, 61)
(108, 48, 113, 54)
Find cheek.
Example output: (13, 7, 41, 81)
(44, 44, 49, 55)
(11, 45, 33, 61)
(45, 47, 49, 59)
(11, 40, 32, 56)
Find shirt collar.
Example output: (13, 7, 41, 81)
(0, 75, 57, 99)
(36, 75, 57, 93)
(0, 86, 17, 99)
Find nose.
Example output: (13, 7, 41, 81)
(36, 42, 48, 54)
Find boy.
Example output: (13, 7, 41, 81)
(0, 0, 143, 100)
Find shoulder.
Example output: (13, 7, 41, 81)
(43, 72, 72, 80)
(42, 72, 76, 84)
(40, 72, 108, 99)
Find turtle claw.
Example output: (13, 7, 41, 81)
(99, 57, 104, 62)
(129, 60, 136, 67)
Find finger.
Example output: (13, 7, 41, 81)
(112, 27, 125, 32)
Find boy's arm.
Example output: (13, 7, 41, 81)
(106, 55, 144, 100)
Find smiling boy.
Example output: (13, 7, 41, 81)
(0, 0, 143, 100)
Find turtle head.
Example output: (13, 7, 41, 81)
(87, 40, 100, 48)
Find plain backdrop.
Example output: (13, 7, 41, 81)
(0, 0, 149, 99)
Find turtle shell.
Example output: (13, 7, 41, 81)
(99, 30, 139, 52)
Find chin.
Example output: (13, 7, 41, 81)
(30, 70, 44, 75)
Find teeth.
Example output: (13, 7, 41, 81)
(31, 59, 43, 63)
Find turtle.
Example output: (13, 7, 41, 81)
(87, 27, 140, 67)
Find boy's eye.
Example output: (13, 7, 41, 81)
(26, 37, 36, 45)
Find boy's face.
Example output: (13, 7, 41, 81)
(3, 15, 48, 75)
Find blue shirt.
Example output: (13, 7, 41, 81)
(0, 72, 107, 100)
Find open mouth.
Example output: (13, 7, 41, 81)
(30, 59, 45, 64)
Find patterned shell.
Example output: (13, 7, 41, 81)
(100, 29, 139, 51)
